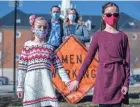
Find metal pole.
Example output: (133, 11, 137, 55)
(13, 1, 18, 93)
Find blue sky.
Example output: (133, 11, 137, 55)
(0, 1, 140, 20)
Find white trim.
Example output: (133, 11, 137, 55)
(16, 31, 21, 38)
(16, 54, 20, 61)
(0, 32, 2, 43)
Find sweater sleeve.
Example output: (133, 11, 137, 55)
(76, 33, 99, 82)
(17, 45, 28, 92)
(52, 51, 70, 83)
(123, 34, 130, 88)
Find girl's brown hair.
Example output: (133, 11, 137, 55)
(101, 2, 119, 30)
(65, 8, 80, 27)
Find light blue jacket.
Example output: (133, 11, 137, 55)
(63, 24, 90, 43)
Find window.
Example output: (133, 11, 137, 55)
(131, 33, 137, 40)
(135, 57, 139, 62)
(16, 19, 21, 24)
(128, 22, 135, 26)
(0, 32, 2, 43)
(0, 51, 1, 61)
(16, 31, 21, 38)
(16, 54, 20, 61)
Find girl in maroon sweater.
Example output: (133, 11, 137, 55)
(70, 2, 130, 107)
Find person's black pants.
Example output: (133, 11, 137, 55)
(99, 103, 122, 107)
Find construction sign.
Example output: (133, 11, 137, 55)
(52, 35, 98, 103)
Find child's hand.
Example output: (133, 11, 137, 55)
(65, 36, 69, 40)
(17, 91, 23, 99)
(69, 80, 79, 91)
(121, 86, 128, 95)
(65, 81, 73, 92)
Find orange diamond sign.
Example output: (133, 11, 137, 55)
(52, 35, 98, 103)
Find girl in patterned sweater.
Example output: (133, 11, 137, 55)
(17, 15, 71, 107)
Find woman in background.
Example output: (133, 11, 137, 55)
(63, 8, 90, 45)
